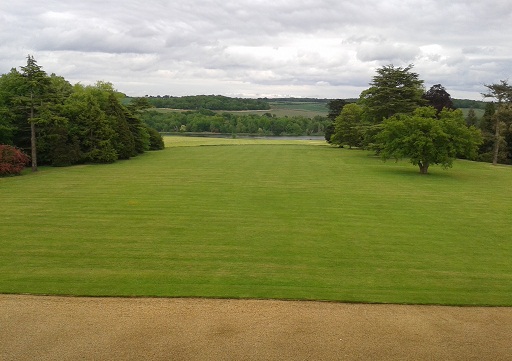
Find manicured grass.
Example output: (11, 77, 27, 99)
(1, 137, 511, 305)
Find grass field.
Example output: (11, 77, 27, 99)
(1, 137, 511, 305)
(152, 100, 329, 118)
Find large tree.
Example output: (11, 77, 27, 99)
(359, 64, 425, 124)
(325, 99, 348, 143)
(19, 55, 51, 171)
(330, 103, 364, 148)
(482, 80, 512, 165)
(378, 107, 482, 174)
(63, 85, 117, 163)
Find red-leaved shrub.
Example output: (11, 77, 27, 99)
(0, 145, 30, 176)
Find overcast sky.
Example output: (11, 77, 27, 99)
(1, 0, 511, 100)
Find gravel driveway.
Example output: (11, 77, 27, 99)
(2, 295, 511, 360)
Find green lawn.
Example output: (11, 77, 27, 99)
(1, 137, 511, 305)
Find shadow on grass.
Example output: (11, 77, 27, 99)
(374, 162, 459, 180)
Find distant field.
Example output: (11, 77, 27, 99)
(151, 101, 482, 120)
(150, 101, 329, 118)
(1, 137, 511, 305)
(459, 107, 485, 118)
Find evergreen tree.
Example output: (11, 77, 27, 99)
(482, 80, 512, 165)
(465, 108, 479, 127)
(105, 93, 135, 159)
(19, 55, 51, 171)
(359, 64, 425, 124)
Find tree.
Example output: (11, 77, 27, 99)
(378, 107, 482, 174)
(36, 74, 76, 166)
(325, 99, 347, 143)
(482, 80, 512, 165)
(330, 103, 364, 148)
(63, 85, 117, 163)
(422, 84, 454, 115)
(104, 93, 136, 159)
(359, 64, 425, 124)
(465, 108, 479, 127)
(327, 99, 347, 121)
(127, 97, 153, 112)
(19, 55, 51, 172)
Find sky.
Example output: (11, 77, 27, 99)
(1, 0, 511, 100)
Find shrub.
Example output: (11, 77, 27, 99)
(0, 144, 30, 176)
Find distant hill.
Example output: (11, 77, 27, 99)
(451, 99, 488, 110)
(125, 95, 488, 112)
(126, 95, 270, 111)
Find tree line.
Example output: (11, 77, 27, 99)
(141, 109, 330, 136)
(0, 56, 164, 174)
(326, 64, 512, 173)
(130, 94, 271, 111)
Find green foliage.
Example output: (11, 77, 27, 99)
(330, 103, 364, 148)
(378, 107, 482, 174)
(19, 55, 54, 171)
(140, 109, 329, 136)
(326, 99, 348, 121)
(359, 64, 426, 123)
(452, 99, 487, 110)
(481, 80, 512, 165)
(131, 94, 270, 111)
(146, 125, 165, 150)
(64, 86, 117, 163)
(0, 69, 25, 145)
(0, 59, 164, 168)
(465, 108, 479, 127)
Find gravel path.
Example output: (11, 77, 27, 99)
(1, 295, 511, 360)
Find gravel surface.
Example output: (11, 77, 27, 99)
(2, 295, 511, 360)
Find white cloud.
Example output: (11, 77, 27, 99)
(1, 0, 511, 99)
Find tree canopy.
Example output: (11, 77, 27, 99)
(377, 107, 482, 174)
(330, 103, 364, 148)
(422, 84, 454, 115)
(132, 95, 270, 111)
(359, 64, 425, 123)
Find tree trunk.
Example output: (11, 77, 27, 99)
(30, 92, 38, 172)
(418, 161, 429, 174)
(492, 115, 500, 166)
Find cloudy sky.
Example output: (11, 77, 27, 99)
(1, 0, 511, 100)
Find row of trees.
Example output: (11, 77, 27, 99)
(0, 56, 164, 172)
(327, 64, 512, 173)
(141, 109, 330, 136)
(132, 94, 271, 111)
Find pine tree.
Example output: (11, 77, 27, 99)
(19, 55, 51, 171)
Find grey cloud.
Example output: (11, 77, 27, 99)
(1, 0, 511, 99)
(356, 43, 419, 64)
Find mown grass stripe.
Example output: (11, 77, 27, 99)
(1, 137, 511, 305)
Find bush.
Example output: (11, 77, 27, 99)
(0, 144, 30, 176)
